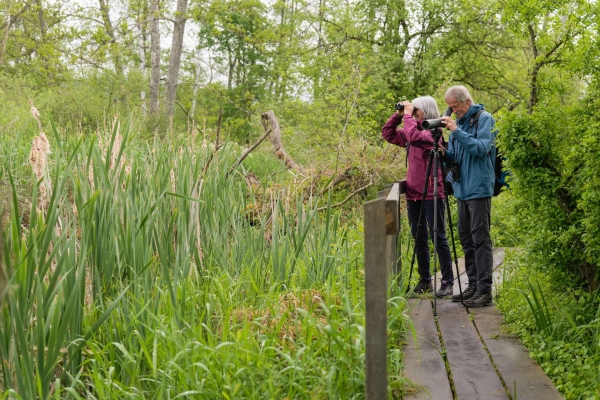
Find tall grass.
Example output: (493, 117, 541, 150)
(0, 117, 410, 399)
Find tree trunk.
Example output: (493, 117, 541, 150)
(149, 0, 161, 114)
(527, 24, 539, 115)
(98, 0, 123, 77)
(227, 51, 234, 90)
(165, 0, 189, 118)
(137, 20, 147, 114)
(190, 47, 202, 120)
(0, 16, 12, 63)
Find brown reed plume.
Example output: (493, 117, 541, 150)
(28, 99, 51, 210)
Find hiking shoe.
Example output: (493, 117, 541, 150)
(413, 279, 433, 294)
(452, 284, 477, 302)
(436, 281, 454, 298)
(463, 292, 493, 308)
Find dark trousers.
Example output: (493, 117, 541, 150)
(407, 199, 454, 283)
(457, 198, 493, 294)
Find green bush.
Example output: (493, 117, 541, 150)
(498, 104, 598, 289)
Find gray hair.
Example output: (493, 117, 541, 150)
(411, 96, 440, 119)
(445, 86, 473, 104)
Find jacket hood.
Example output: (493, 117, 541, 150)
(457, 103, 484, 125)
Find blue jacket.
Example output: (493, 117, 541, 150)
(444, 104, 496, 200)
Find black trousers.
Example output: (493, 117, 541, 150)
(406, 199, 454, 284)
(457, 198, 493, 294)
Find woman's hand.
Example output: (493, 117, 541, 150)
(402, 101, 413, 116)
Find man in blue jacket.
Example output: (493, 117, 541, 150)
(441, 86, 495, 307)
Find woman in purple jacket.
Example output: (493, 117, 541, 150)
(382, 96, 454, 297)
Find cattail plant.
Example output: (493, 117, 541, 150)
(0, 226, 6, 306)
(0, 110, 410, 398)
(28, 99, 51, 210)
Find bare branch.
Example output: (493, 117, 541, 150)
(317, 181, 372, 212)
(229, 129, 272, 174)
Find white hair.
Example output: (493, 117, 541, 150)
(411, 96, 440, 119)
(445, 86, 473, 104)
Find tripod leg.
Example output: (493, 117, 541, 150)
(432, 154, 439, 316)
(440, 157, 464, 302)
(407, 151, 435, 292)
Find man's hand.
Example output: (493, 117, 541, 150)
(441, 116, 457, 132)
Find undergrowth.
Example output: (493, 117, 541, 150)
(0, 113, 411, 399)
(497, 250, 600, 399)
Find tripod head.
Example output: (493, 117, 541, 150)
(430, 128, 443, 151)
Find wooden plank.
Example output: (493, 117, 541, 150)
(436, 248, 505, 298)
(386, 235, 399, 278)
(404, 299, 453, 400)
(385, 183, 400, 235)
(436, 301, 508, 399)
(385, 183, 400, 277)
(364, 198, 388, 400)
(471, 307, 563, 399)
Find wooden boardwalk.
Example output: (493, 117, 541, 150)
(402, 248, 563, 399)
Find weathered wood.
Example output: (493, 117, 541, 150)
(407, 249, 562, 400)
(385, 235, 397, 278)
(319, 166, 357, 196)
(436, 300, 508, 399)
(261, 111, 305, 174)
(384, 183, 401, 277)
(364, 198, 388, 400)
(404, 299, 453, 400)
(385, 183, 400, 235)
(471, 307, 563, 400)
(440, 248, 505, 297)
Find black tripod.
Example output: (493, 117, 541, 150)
(406, 127, 463, 315)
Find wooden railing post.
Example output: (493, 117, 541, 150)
(364, 180, 405, 400)
(364, 197, 387, 400)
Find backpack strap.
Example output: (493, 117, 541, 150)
(469, 110, 485, 136)
(469, 109, 496, 168)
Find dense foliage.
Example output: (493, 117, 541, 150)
(2, 0, 600, 397)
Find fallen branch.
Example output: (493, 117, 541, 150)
(229, 128, 272, 175)
(317, 181, 373, 211)
(319, 166, 356, 196)
(261, 110, 305, 174)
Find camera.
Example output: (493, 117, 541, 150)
(395, 102, 405, 111)
(422, 107, 453, 129)
(450, 161, 461, 183)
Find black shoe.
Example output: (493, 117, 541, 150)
(413, 279, 433, 294)
(464, 292, 493, 308)
(436, 281, 454, 298)
(452, 284, 477, 302)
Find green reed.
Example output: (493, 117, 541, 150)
(0, 118, 409, 399)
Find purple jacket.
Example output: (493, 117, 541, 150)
(382, 113, 445, 201)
